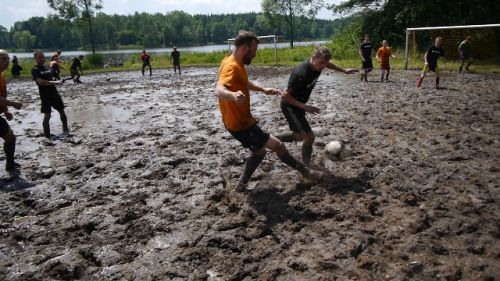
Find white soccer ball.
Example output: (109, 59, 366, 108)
(325, 140, 346, 162)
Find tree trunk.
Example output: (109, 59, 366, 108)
(83, 0, 96, 54)
(288, 0, 294, 49)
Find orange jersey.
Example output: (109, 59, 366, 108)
(217, 55, 256, 132)
(0, 72, 7, 112)
(377, 47, 392, 65)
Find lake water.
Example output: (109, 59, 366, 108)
(11, 40, 328, 59)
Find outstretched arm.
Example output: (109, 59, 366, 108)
(248, 80, 281, 96)
(326, 61, 357, 74)
(35, 78, 62, 86)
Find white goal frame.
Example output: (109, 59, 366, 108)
(228, 35, 279, 65)
(404, 23, 500, 69)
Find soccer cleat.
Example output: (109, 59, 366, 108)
(234, 183, 248, 193)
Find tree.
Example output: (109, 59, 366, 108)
(262, 0, 324, 48)
(47, 0, 102, 54)
(12, 31, 36, 51)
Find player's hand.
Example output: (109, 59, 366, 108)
(12, 102, 22, 110)
(263, 88, 281, 96)
(4, 111, 13, 121)
(304, 105, 320, 114)
(233, 91, 245, 105)
(362, 58, 366, 62)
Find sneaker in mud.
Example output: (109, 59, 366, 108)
(234, 183, 248, 193)
(300, 169, 324, 185)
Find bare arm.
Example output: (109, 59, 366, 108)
(359, 48, 365, 61)
(215, 84, 244, 104)
(424, 51, 429, 64)
(35, 78, 62, 86)
(326, 61, 357, 74)
(248, 80, 281, 96)
(282, 89, 319, 114)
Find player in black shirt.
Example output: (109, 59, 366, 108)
(276, 46, 357, 166)
(31, 50, 69, 138)
(170, 47, 181, 75)
(417, 37, 445, 89)
(64, 55, 84, 83)
(359, 34, 373, 82)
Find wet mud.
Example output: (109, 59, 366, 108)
(0, 67, 499, 280)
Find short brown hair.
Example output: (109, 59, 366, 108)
(234, 30, 259, 47)
(313, 46, 332, 60)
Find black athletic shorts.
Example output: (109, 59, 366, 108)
(0, 116, 11, 138)
(281, 102, 312, 133)
(229, 124, 270, 152)
(40, 93, 65, 114)
(362, 58, 373, 70)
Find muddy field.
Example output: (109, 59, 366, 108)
(0, 66, 499, 280)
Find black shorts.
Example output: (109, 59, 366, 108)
(281, 102, 312, 133)
(362, 58, 373, 70)
(142, 62, 151, 67)
(173, 61, 180, 67)
(229, 124, 270, 152)
(40, 93, 65, 113)
(0, 116, 11, 138)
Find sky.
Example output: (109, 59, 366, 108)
(1, 0, 339, 30)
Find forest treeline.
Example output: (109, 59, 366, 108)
(0, 11, 343, 51)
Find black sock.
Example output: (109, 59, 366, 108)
(275, 132, 294, 142)
(43, 118, 51, 137)
(436, 77, 440, 86)
(238, 153, 265, 185)
(302, 144, 313, 166)
(4, 141, 15, 168)
(278, 152, 307, 175)
(60, 112, 68, 131)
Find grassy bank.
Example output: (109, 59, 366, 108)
(4, 44, 499, 79)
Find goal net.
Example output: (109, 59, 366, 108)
(227, 35, 313, 65)
(404, 24, 500, 71)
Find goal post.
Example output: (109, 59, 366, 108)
(404, 23, 500, 69)
(228, 35, 279, 65)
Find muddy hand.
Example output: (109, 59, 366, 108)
(233, 90, 245, 105)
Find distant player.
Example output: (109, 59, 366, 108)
(11, 56, 22, 78)
(69, 55, 84, 83)
(215, 30, 322, 192)
(50, 50, 62, 80)
(376, 40, 396, 82)
(141, 50, 152, 76)
(32, 50, 69, 138)
(458, 36, 472, 73)
(359, 34, 373, 82)
(170, 46, 181, 75)
(417, 37, 445, 89)
(276, 46, 356, 167)
(0, 50, 23, 172)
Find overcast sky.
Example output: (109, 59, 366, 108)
(1, 0, 339, 30)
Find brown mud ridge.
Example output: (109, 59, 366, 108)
(0, 67, 498, 280)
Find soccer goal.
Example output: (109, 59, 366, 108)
(227, 35, 282, 65)
(404, 23, 500, 69)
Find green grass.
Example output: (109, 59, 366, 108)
(4, 45, 499, 79)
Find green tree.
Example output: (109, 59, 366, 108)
(12, 31, 36, 51)
(262, 0, 324, 48)
(47, 0, 102, 54)
(0, 26, 11, 48)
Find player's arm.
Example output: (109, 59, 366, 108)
(215, 83, 245, 104)
(359, 48, 365, 61)
(282, 88, 319, 114)
(248, 80, 281, 96)
(424, 51, 429, 65)
(325, 61, 357, 74)
(35, 77, 63, 86)
(0, 96, 22, 111)
(376, 49, 381, 62)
